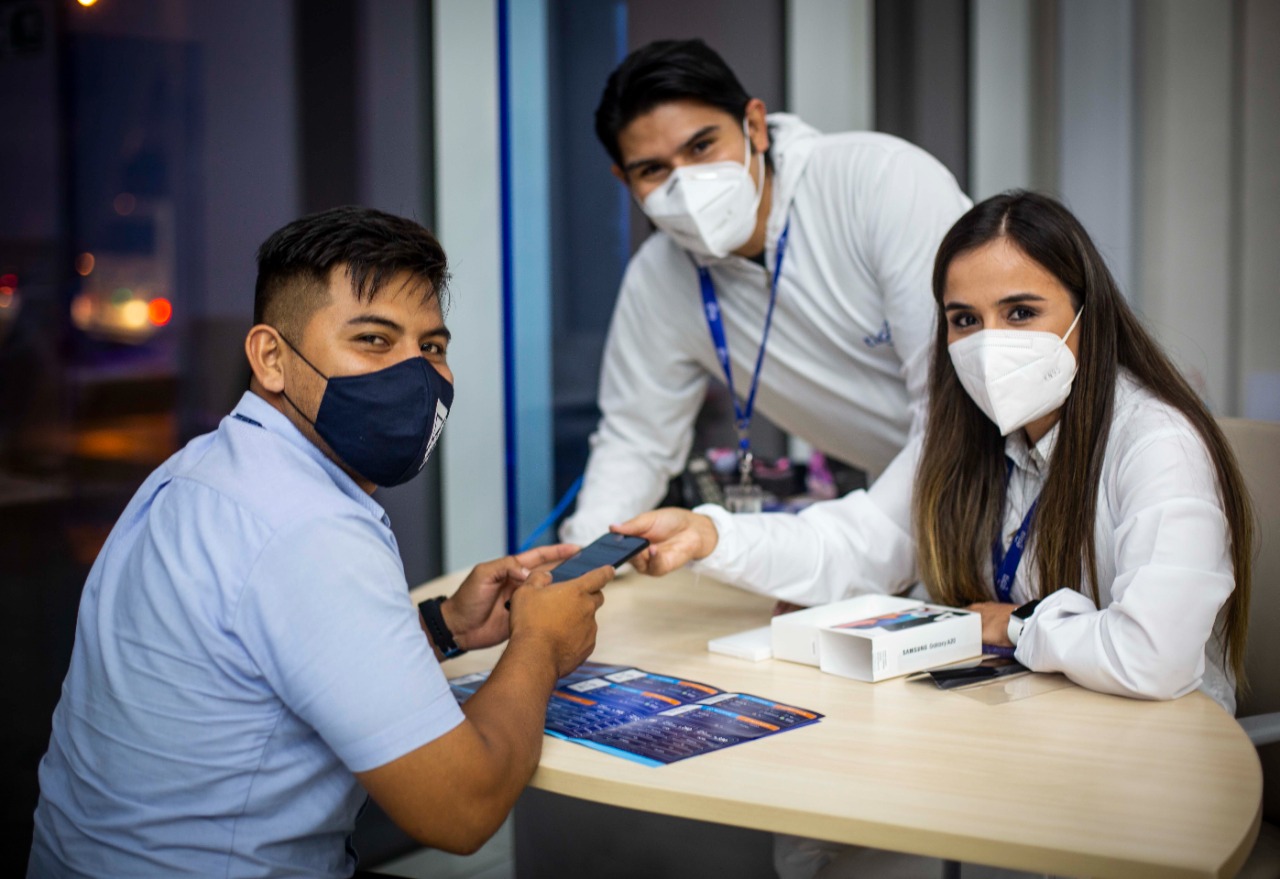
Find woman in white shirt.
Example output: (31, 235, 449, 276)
(615, 190, 1253, 713)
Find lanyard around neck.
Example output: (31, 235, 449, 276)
(992, 457, 1039, 603)
(696, 218, 791, 466)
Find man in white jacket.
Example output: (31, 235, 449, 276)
(561, 38, 971, 544)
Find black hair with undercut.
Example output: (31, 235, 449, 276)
(253, 205, 450, 340)
(594, 38, 753, 167)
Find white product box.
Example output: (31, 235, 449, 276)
(817, 604, 982, 682)
(770, 595, 923, 666)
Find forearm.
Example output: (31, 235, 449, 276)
(462, 632, 560, 781)
(692, 441, 920, 604)
(360, 559, 607, 853)
(356, 633, 560, 854)
(1017, 569, 1231, 701)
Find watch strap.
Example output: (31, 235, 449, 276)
(419, 596, 466, 659)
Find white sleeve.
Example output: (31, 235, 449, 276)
(560, 252, 709, 546)
(1015, 427, 1235, 701)
(689, 436, 921, 606)
(865, 147, 971, 437)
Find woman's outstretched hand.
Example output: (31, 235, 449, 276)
(610, 508, 720, 576)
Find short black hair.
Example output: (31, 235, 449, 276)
(253, 206, 450, 339)
(594, 39, 752, 167)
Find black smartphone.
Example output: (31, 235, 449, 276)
(928, 656, 1028, 689)
(550, 533, 650, 582)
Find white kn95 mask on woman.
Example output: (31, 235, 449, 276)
(640, 118, 765, 259)
(948, 309, 1084, 436)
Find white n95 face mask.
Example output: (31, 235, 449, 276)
(948, 309, 1083, 436)
(640, 118, 765, 259)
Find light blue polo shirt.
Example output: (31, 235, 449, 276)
(28, 391, 464, 878)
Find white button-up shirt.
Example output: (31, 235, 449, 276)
(694, 372, 1237, 711)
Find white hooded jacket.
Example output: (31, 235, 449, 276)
(562, 115, 971, 544)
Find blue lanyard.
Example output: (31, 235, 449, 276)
(696, 219, 791, 470)
(992, 458, 1039, 603)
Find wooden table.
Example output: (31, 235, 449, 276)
(412, 568, 1262, 878)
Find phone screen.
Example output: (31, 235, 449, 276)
(550, 533, 650, 582)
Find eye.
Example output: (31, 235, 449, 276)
(689, 137, 715, 157)
(635, 163, 667, 181)
(948, 312, 977, 330)
(356, 334, 389, 347)
(1008, 305, 1039, 323)
(422, 341, 447, 356)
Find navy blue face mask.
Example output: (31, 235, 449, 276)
(279, 335, 454, 487)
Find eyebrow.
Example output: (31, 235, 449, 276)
(346, 315, 403, 331)
(944, 292, 1046, 311)
(346, 314, 452, 341)
(622, 124, 721, 175)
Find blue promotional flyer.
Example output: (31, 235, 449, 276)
(449, 662, 823, 767)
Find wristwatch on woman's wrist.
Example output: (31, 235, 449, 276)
(1006, 598, 1041, 647)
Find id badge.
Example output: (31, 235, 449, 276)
(724, 482, 764, 514)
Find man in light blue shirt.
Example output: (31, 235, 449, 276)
(28, 207, 612, 878)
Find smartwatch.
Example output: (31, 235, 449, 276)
(1006, 598, 1041, 647)
(419, 596, 466, 659)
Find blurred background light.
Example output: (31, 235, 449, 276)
(147, 297, 172, 326)
(70, 293, 93, 327)
(112, 192, 136, 216)
(120, 299, 149, 329)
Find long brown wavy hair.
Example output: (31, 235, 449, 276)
(912, 191, 1253, 681)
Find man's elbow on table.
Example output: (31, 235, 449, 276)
(394, 806, 506, 856)
(355, 718, 536, 855)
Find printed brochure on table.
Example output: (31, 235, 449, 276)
(449, 661, 822, 767)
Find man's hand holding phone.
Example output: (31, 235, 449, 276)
(442, 544, 581, 652)
(507, 565, 612, 679)
(442, 542, 614, 676)
(448, 533, 645, 674)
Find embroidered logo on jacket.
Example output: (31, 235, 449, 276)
(863, 320, 893, 348)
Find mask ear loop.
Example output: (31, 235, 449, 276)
(277, 332, 328, 380)
(274, 331, 328, 428)
(742, 115, 766, 213)
(1061, 307, 1084, 344)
